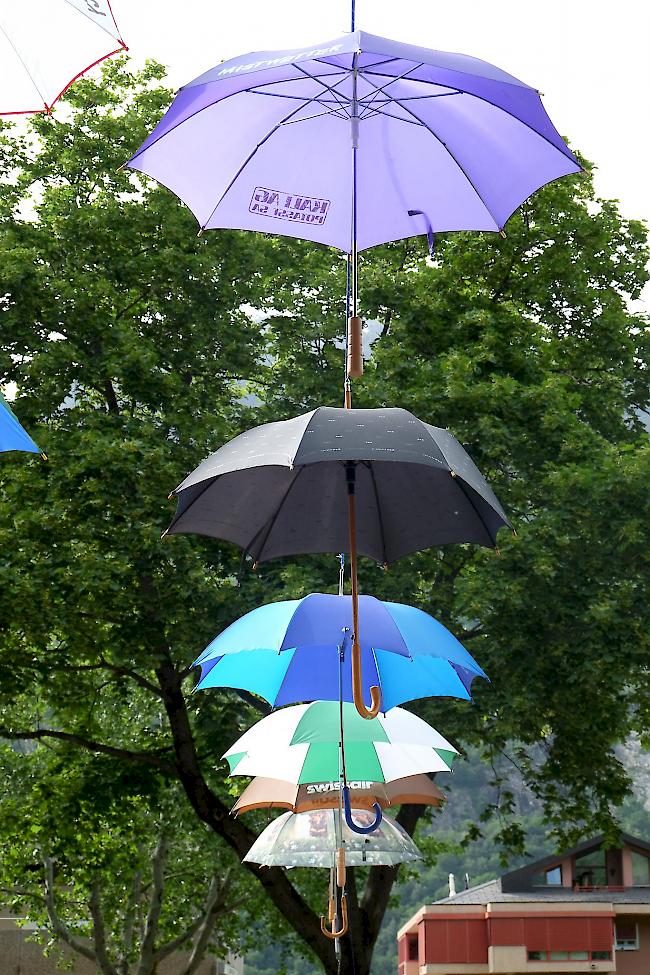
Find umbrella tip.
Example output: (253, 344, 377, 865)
(499, 230, 507, 239)
(252, 561, 259, 571)
(512, 528, 518, 538)
(494, 546, 501, 556)
(161, 529, 169, 539)
(40, 452, 48, 462)
(382, 562, 389, 572)
(167, 492, 175, 500)
(197, 228, 205, 238)
(449, 469, 457, 478)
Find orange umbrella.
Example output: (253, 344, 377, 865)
(232, 774, 444, 816)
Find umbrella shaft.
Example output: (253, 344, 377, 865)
(347, 473, 382, 719)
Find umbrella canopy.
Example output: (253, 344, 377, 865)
(126, 30, 579, 252)
(0, 391, 41, 455)
(244, 808, 422, 868)
(222, 702, 459, 783)
(194, 593, 485, 710)
(0, 0, 126, 116)
(167, 406, 511, 562)
(232, 774, 445, 816)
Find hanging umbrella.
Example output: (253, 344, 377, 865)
(194, 592, 486, 710)
(232, 773, 445, 816)
(0, 0, 126, 116)
(0, 390, 43, 456)
(222, 702, 458, 784)
(223, 701, 456, 836)
(167, 406, 509, 559)
(170, 405, 507, 717)
(245, 807, 421, 867)
(125, 26, 580, 389)
(245, 806, 421, 938)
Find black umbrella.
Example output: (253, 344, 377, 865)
(167, 406, 511, 718)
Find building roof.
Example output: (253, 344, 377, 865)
(500, 833, 650, 892)
(437, 876, 650, 906)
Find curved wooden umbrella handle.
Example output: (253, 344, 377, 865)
(321, 894, 348, 940)
(351, 637, 381, 719)
(343, 785, 383, 834)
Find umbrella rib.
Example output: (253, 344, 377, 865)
(394, 100, 502, 229)
(66, 0, 126, 43)
(356, 63, 424, 119)
(198, 99, 326, 231)
(248, 90, 350, 122)
(366, 463, 389, 566)
(128, 84, 337, 169)
(245, 466, 305, 562)
(281, 106, 352, 125)
(247, 68, 349, 91)
(448, 473, 497, 548)
(294, 64, 352, 118)
(0, 21, 48, 108)
(387, 79, 578, 167)
(358, 91, 462, 120)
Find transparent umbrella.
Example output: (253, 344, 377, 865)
(244, 808, 422, 869)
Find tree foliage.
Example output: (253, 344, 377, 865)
(0, 56, 648, 975)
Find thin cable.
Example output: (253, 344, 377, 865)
(351, 0, 356, 32)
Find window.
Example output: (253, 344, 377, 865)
(615, 921, 639, 950)
(531, 865, 562, 886)
(407, 936, 418, 961)
(574, 847, 607, 887)
(528, 949, 612, 963)
(631, 851, 650, 886)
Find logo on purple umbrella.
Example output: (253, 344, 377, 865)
(249, 187, 330, 226)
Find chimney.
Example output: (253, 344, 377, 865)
(448, 873, 456, 897)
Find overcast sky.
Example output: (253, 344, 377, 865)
(112, 0, 650, 233)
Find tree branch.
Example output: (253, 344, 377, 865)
(135, 830, 168, 975)
(118, 853, 143, 975)
(89, 879, 119, 975)
(0, 728, 176, 774)
(154, 655, 337, 973)
(43, 857, 97, 965)
(49, 660, 162, 697)
(357, 803, 428, 972)
(165, 872, 229, 974)
(235, 689, 271, 716)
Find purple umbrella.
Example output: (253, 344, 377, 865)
(126, 25, 580, 390)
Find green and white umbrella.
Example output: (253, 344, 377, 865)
(223, 701, 458, 785)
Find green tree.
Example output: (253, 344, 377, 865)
(0, 740, 247, 975)
(0, 56, 648, 975)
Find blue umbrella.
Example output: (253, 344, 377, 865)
(193, 593, 486, 712)
(0, 391, 42, 456)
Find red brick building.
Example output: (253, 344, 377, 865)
(398, 833, 650, 975)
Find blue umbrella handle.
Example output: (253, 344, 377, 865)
(343, 786, 383, 834)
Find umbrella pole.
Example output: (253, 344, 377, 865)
(345, 59, 363, 399)
(346, 463, 381, 719)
